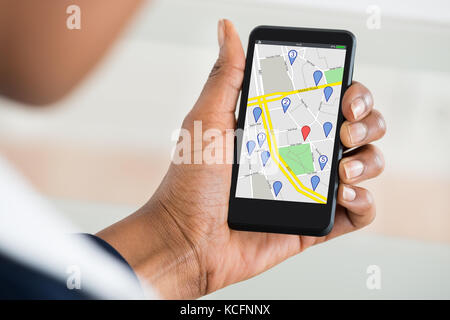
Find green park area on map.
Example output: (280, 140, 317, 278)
(324, 67, 344, 84)
(278, 144, 315, 176)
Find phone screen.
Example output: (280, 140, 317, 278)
(235, 40, 347, 205)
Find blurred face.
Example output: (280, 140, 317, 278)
(0, 0, 145, 106)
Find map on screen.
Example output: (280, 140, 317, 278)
(235, 41, 347, 204)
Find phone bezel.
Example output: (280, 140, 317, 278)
(228, 26, 356, 236)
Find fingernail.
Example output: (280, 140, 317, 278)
(351, 97, 366, 120)
(347, 122, 368, 144)
(218, 19, 225, 48)
(342, 185, 356, 202)
(343, 160, 364, 179)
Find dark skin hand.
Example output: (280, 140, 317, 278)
(97, 20, 386, 299)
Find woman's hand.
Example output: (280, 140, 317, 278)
(97, 19, 386, 299)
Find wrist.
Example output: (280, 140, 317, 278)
(97, 195, 205, 299)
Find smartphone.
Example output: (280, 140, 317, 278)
(228, 26, 356, 236)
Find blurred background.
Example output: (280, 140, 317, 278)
(0, 0, 449, 299)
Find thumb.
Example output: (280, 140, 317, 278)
(192, 19, 245, 117)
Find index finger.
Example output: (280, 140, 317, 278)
(342, 81, 374, 122)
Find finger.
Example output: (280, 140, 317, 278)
(342, 81, 374, 122)
(191, 19, 245, 117)
(339, 144, 385, 185)
(337, 184, 376, 230)
(304, 185, 376, 247)
(340, 109, 386, 148)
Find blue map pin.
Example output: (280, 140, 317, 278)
(323, 122, 332, 137)
(257, 132, 266, 147)
(313, 70, 323, 86)
(253, 107, 262, 122)
(261, 151, 271, 167)
(288, 50, 297, 65)
(281, 97, 291, 113)
(246, 140, 256, 156)
(324, 86, 333, 102)
(311, 175, 320, 191)
(273, 181, 282, 197)
(319, 155, 328, 171)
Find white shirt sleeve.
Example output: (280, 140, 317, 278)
(0, 155, 157, 299)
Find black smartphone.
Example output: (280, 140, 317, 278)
(228, 26, 356, 236)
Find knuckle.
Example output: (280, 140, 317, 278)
(363, 87, 374, 108)
(209, 59, 224, 80)
(365, 203, 377, 225)
(360, 188, 375, 213)
(208, 59, 244, 91)
(372, 109, 387, 137)
(369, 144, 385, 174)
(209, 58, 243, 79)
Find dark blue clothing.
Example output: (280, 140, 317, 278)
(0, 234, 139, 299)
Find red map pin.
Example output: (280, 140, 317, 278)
(301, 125, 311, 141)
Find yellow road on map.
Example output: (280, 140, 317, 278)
(247, 81, 342, 204)
(248, 81, 342, 107)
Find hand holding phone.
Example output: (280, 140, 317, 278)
(111, 21, 385, 299)
(229, 26, 361, 235)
